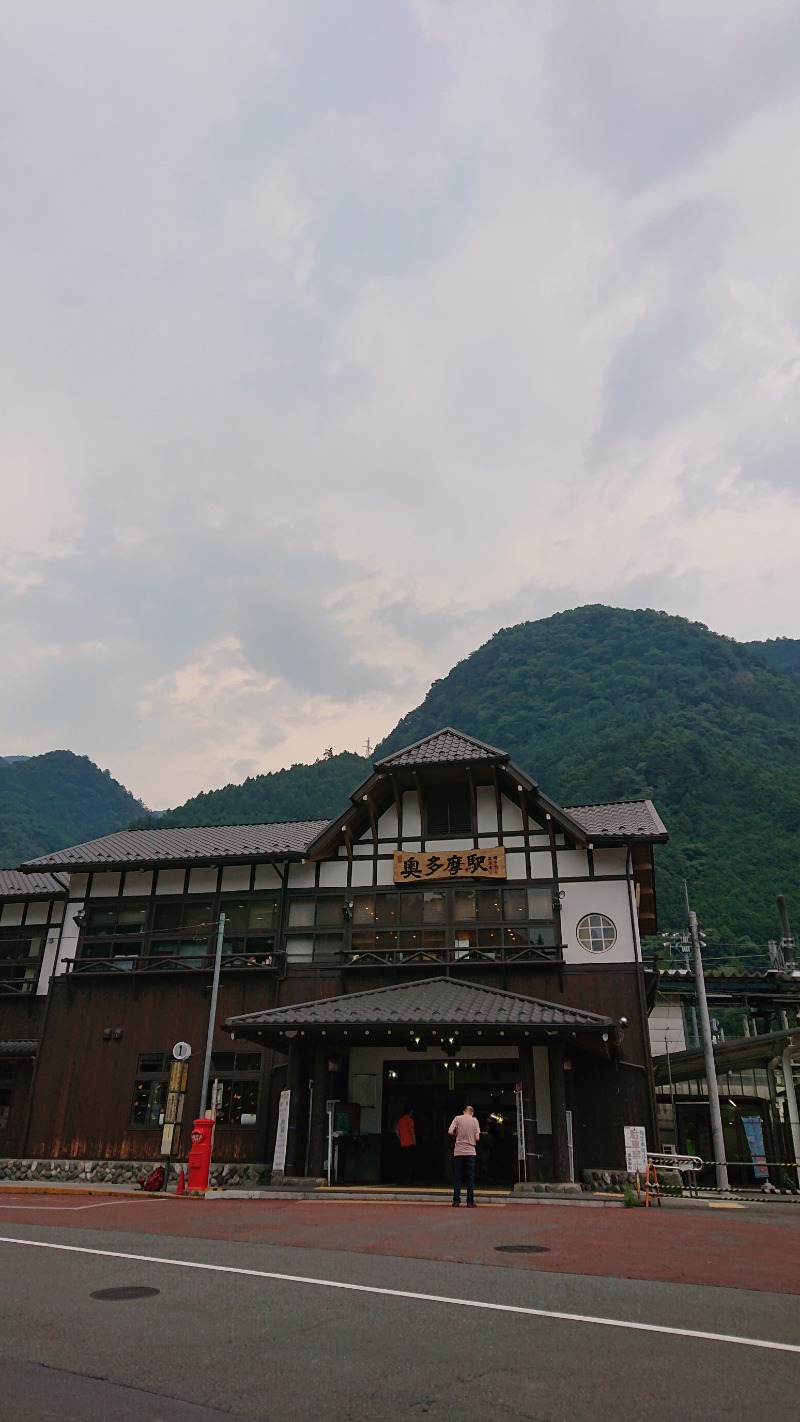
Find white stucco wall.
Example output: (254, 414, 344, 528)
(560, 877, 638, 964)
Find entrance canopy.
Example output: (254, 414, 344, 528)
(225, 976, 618, 1056)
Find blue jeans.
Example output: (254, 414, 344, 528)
(452, 1155, 476, 1205)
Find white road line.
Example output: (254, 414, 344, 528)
(0, 1201, 158, 1212)
(1, 1235, 798, 1354)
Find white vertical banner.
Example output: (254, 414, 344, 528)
(272, 1089, 291, 1174)
(624, 1125, 648, 1174)
(515, 1081, 526, 1163)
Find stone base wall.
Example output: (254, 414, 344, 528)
(0, 1158, 272, 1188)
(581, 1167, 685, 1193)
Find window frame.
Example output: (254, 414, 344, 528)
(576, 912, 618, 954)
(129, 1052, 170, 1129)
(205, 1051, 263, 1127)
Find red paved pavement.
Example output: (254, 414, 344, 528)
(1, 1193, 798, 1293)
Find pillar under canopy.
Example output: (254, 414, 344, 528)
(549, 1040, 570, 1182)
(283, 1038, 311, 1177)
(306, 1039, 330, 1179)
(517, 1041, 540, 1182)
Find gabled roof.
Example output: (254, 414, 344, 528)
(22, 821, 328, 873)
(375, 728, 509, 769)
(565, 800, 668, 843)
(226, 975, 613, 1033)
(0, 869, 66, 899)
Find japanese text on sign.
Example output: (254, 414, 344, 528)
(393, 848, 506, 882)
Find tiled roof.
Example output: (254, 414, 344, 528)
(22, 821, 328, 872)
(226, 976, 612, 1032)
(375, 728, 509, 769)
(565, 799, 668, 841)
(0, 1039, 38, 1058)
(0, 869, 66, 899)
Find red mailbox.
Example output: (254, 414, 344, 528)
(187, 1117, 214, 1192)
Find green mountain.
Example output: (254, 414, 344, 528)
(0, 751, 143, 867)
(747, 638, 800, 679)
(377, 607, 800, 946)
(131, 752, 371, 831)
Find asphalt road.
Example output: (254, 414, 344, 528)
(0, 1195, 798, 1421)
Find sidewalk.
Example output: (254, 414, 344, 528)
(2, 1177, 799, 1207)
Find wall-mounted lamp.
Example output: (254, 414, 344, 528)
(73, 910, 86, 928)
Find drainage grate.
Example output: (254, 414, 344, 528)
(494, 1244, 550, 1254)
(90, 1286, 161, 1301)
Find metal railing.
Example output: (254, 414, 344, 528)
(341, 942, 562, 969)
(64, 948, 278, 975)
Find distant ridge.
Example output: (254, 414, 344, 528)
(0, 751, 143, 867)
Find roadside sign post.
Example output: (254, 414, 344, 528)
(272, 1088, 291, 1179)
(624, 1125, 648, 1196)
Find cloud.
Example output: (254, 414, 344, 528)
(1, 2, 799, 806)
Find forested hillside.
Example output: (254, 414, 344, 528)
(5, 608, 799, 949)
(0, 751, 143, 866)
(377, 607, 800, 946)
(131, 752, 370, 831)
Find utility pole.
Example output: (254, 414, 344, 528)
(200, 913, 226, 1118)
(685, 888, 729, 1191)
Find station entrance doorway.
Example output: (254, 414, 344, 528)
(381, 1057, 520, 1187)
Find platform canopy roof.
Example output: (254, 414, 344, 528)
(653, 1028, 800, 1084)
(225, 976, 618, 1055)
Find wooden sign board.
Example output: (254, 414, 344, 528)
(393, 848, 506, 883)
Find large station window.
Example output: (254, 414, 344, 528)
(205, 1052, 262, 1126)
(348, 885, 556, 960)
(81, 903, 148, 964)
(149, 901, 215, 964)
(219, 897, 278, 964)
(0, 929, 45, 993)
(286, 896, 344, 963)
(129, 1052, 170, 1127)
(0, 1064, 12, 1131)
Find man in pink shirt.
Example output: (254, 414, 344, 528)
(448, 1104, 480, 1207)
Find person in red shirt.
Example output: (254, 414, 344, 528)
(448, 1104, 480, 1207)
(396, 1105, 416, 1185)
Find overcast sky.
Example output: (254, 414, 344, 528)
(2, 2, 799, 808)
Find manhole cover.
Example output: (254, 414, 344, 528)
(90, 1286, 161, 1301)
(494, 1244, 550, 1254)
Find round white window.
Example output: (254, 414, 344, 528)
(576, 913, 617, 954)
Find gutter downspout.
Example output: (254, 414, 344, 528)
(781, 1045, 800, 1189)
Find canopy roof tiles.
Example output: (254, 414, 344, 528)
(374, 728, 509, 769)
(226, 976, 613, 1034)
(0, 869, 66, 899)
(22, 821, 328, 873)
(0, 1039, 38, 1058)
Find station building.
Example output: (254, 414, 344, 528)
(0, 729, 668, 1186)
